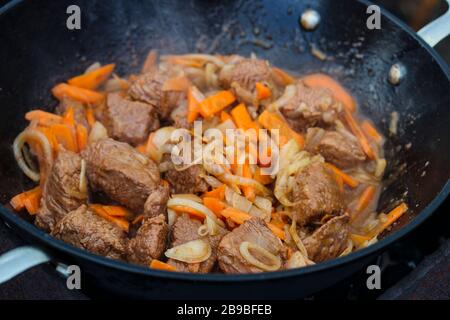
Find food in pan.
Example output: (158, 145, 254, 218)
(9, 52, 407, 273)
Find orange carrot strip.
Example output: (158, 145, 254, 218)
(76, 124, 88, 151)
(220, 111, 233, 123)
(102, 205, 132, 218)
(302, 73, 356, 112)
(325, 163, 359, 188)
(361, 120, 383, 144)
(253, 167, 273, 185)
(369, 203, 408, 238)
(90, 204, 129, 232)
(272, 67, 295, 86)
(203, 197, 226, 217)
(203, 184, 226, 200)
(350, 233, 371, 247)
(10, 192, 26, 211)
(198, 90, 235, 118)
(162, 76, 191, 92)
(37, 126, 59, 154)
(135, 143, 147, 154)
(258, 110, 304, 148)
(187, 86, 201, 123)
(85, 107, 96, 127)
(171, 205, 205, 220)
(50, 124, 78, 152)
(343, 108, 375, 160)
(132, 214, 144, 225)
(221, 207, 285, 240)
(22, 187, 42, 215)
(52, 83, 105, 104)
(150, 259, 177, 272)
(355, 185, 376, 215)
(25, 110, 62, 126)
(255, 82, 272, 100)
(142, 50, 158, 74)
(68, 63, 115, 90)
(242, 161, 256, 202)
(231, 103, 253, 130)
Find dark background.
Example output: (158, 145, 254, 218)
(0, 0, 448, 300)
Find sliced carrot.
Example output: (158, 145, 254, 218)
(135, 143, 147, 154)
(50, 124, 78, 152)
(242, 161, 255, 202)
(343, 108, 375, 160)
(11, 186, 42, 214)
(52, 83, 105, 105)
(220, 111, 233, 123)
(272, 67, 295, 86)
(37, 126, 59, 154)
(355, 185, 376, 215)
(325, 163, 359, 188)
(361, 120, 383, 145)
(102, 205, 132, 218)
(257, 110, 304, 148)
(187, 86, 203, 123)
(85, 107, 96, 127)
(132, 214, 144, 225)
(171, 205, 205, 221)
(255, 82, 272, 100)
(162, 76, 191, 92)
(62, 106, 76, 127)
(25, 110, 62, 126)
(76, 124, 88, 151)
(198, 90, 236, 118)
(350, 233, 372, 247)
(368, 203, 408, 238)
(270, 212, 287, 229)
(150, 259, 177, 272)
(203, 184, 226, 200)
(302, 73, 356, 112)
(203, 197, 226, 217)
(90, 204, 130, 232)
(141, 49, 158, 74)
(221, 207, 285, 240)
(231, 103, 253, 130)
(68, 63, 115, 90)
(253, 167, 273, 185)
(165, 56, 204, 68)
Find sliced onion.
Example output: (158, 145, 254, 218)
(171, 194, 203, 203)
(339, 239, 354, 257)
(225, 187, 252, 213)
(167, 197, 223, 226)
(239, 241, 281, 271)
(267, 84, 296, 112)
(79, 159, 88, 194)
(165, 239, 212, 263)
(167, 209, 177, 228)
(289, 218, 309, 258)
(374, 158, 387, 178)
(285, 251, 314, 269)
(253, 196, 272, 215)
(222, 173, 271, 196)
(200, 174, 222, 188)
(88, 121, 108, 143)
(13, 129, 53, 182)
(84, 61, 101, 74)
(197, 225, 209, 237)
(249, 205, 269, 221)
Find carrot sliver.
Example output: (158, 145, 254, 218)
(68, 63, 115, 90)
(52, 83, 105, 104)
(258, 110, 304, 148)
(350, 233, 372, 247)
(203, 184, 226, 200)
(132, 214, 144, 225)
(242, 162, 255, 202)
(203, 197, 226, 217)
(11, 186, 42, 215)
(355, 185, 376, 215)
(10, 193, 26, 211)
(76, 124, 88, 151)
(50, 124, 78, 152)
(25, 110, 62, 126)
(325, 163, 359, 188)
(90, 204, 130, 232)
(361, 120, 383, 144)
(369, 203, 408, 238)
(343, 108, 375, 160)
(255, 82, 272, 100)
(302, 73, 356, 112)
(254, 167, 273, 185)
(135, 143, 147, 154)
(85, 107, 96, 127)
(150, 259, 177, 272)
(267, 223, 286, 240)
(171, 205, 205, 220)
(187, 86, 202, 123)
(102, 205, 131, 218)
(231, 103, 253, 130)
(198, 90, 235, 118)
(220, 111, 233, 123)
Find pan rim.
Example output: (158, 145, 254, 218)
(0, 0, 449, 283)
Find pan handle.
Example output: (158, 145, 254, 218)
(417, 0, 450, 47)
(0, 246, 51, 284)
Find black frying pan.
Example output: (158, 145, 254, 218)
(0, 0, 449, 299)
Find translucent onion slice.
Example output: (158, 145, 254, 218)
(171, 194, 203, 203)
(267, 84, 296, 112)
(239, 241, 281, 272)
(79, 159, 88, 194)
(88, 121, 108, 143)
(253, 196, 272, 215)
(84, 62, 101, 74)
(167, 209, 177, 228)
(165, 239, 212, 263)
(289, 219, 309, 258)
(167, 197, 223, 227)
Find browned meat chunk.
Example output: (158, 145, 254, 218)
(218, 218, 283, 274)
(52, 205, 127, 260)
(126, 214, 168, 265)
(143, 182, 170, 219)
(55, 97, 89, 128)
(105, 92, 159, 145)
(128, 69, 184, 119)
(291, 162, 343, 225)
(170, 102, 191, 129)
(280, 81, 342, 132)
(167, 214, 227, 273)
(164, 164, 209, 194)
(219, 58, 272, 91)
(304, 214, 350, 262)
(305, 128, 366, 168)
(35, 149, 87, 232)
(83, 138, 162, 213)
